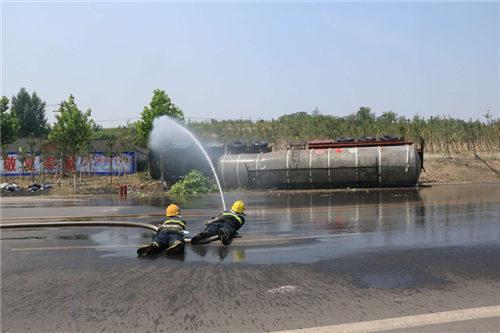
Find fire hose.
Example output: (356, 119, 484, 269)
(0, 221, 219, 243)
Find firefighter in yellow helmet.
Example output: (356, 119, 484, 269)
(191, 200, 246, 246)
(137, 204, 187, 256)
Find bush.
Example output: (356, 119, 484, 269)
(169, 170, 218, 196)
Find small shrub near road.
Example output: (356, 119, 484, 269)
(169, 170, 217, 195)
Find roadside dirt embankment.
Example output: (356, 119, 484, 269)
(419, 154, 499, 185)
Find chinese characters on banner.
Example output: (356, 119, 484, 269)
(0, 152, 136, 176)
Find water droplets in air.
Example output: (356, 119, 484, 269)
(149, 116, 226, 211)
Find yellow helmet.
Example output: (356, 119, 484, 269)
(166, 204, 180, 217)
(231, 200, 245, 214)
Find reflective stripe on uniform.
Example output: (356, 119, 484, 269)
(163, 219, 186, 229)
(161, 224, 184, 232)
(222, 212, 243, 226)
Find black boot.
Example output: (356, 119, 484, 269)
(218, 228, 230, 246)
(190, 231, 209, 244)
(137, 242, 160, 256)
(166, 240, 185, 255)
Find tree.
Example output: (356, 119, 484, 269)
(1, 96, 19, 145)
(378, 111, 397, 124)
(48, 95, 94, 189)
(353, 107, 375, 123)
(11, 88, 49, 137)
(26, 136, 39, 184)
(135, 89, 184, 147)
(1, 96, 9, 114)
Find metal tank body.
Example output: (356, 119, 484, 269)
(218, 145, 421, 189)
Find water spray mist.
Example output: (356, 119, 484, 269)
(149, 116, 227, 211)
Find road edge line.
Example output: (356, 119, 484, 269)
(273, 305, 500, 333)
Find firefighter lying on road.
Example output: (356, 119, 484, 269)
(137, 204, 187, 256)
(190, 200, 246, 246)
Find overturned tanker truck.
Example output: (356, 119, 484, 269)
(150, 136, 424, 189)
(219, 136, 424, 189)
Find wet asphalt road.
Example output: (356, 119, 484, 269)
(1, 184, 499, 332)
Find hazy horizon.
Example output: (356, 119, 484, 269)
(2, 2, 499, 127)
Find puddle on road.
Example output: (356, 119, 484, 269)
(2, 184, 499, 265)
(90, 223, 500, 265)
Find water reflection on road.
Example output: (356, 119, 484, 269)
(79, 184, 500, 264)
(2, 184, 499, 264)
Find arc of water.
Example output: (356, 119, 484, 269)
(171, 121, 227, 211)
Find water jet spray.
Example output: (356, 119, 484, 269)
(149, 116, 227, 211)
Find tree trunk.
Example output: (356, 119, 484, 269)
(79, 162, 83, 183)
(30, 156, 35, 184)
(53, 159, 60, 183)
(88, 154, 93, 178)
(2, 153, 7, 183)
(73, 153, 77, 192)
(109, 156, 113, 184)
(41, 160, 45, 184)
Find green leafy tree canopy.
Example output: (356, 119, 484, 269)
(135, 89, 184, 147)
(48, 95, 94, 170)
(1, 96, 20, 146)
(11, 87, 49, 137)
